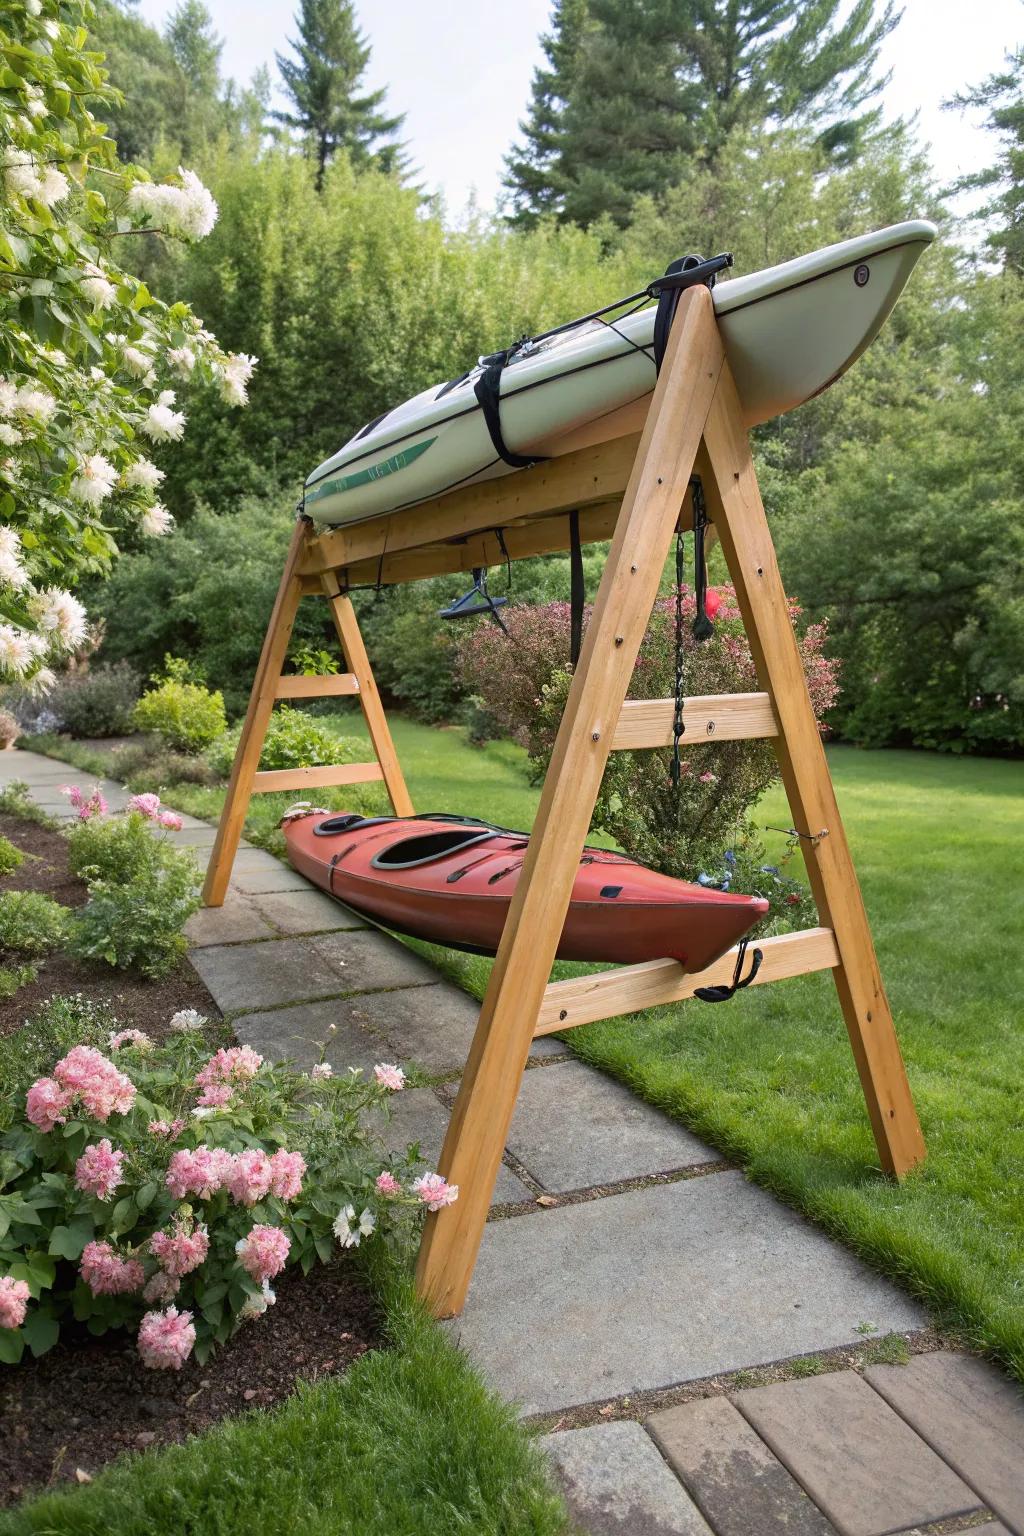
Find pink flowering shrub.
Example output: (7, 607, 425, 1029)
(0, 996, 453, 1369)
(460, 588, 839, 928)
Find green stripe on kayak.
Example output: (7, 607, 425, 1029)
(305, 437, 437, 504)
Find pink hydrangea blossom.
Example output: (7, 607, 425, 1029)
(127, 791, 161, 820)
(0, 1276, 30, 1330)
(375, 1171, 401, 1196)
(268, 1148, 305, 1202)
(75, 1138, 125, 1201)
(235, 1224, 290, 1285)
(53, 1045, 135, 1121)
(412, 1172, 459, 1212)
(108, 1028, 152, 1052)
(196, 1083, 234, 1110)
(225, 1148, 273, 1206)
(61, 784, 107, 820)
(79, 1240, 145, 1296)
(137, 1305, 196, 1370)
(143, 1271, 180, 1305)
(310, 1063, 333, 1081)
(698, 770, 718, 785)
(25, 1076, 73, 1132)
(373, 1062, 406, 1091)
(158, 810, 183, 830)
(149, 1219, 209, 1278)
(194, 1046, 263, 1088)
(165, 1145, 231, 1200)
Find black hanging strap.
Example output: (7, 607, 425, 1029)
(671, 525, 685, 786)
(690, 477, 715, 641)
(652, 252, 734, 372)
(474, 354, 548, 470)
(569, 509, 584, 667)
(694, 937, 764, 1003)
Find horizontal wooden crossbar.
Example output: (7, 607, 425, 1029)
(535, 926, 840, 1035)
(612, 692, 777, 750)
(251, 761, 385, 792)
(274, 673, 360, 699)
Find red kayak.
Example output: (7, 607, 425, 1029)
(282, 810, 768, 973)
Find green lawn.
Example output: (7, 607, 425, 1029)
(32, 724, 1024, 1383)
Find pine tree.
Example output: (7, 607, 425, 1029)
(505, 0, 899, 228)
(948, 42, 1024, 275)
(503, 0, 593, 226)
(273, 0, 405, 188)
(165, 0, 222, 102)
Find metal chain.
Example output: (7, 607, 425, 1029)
(671, 524, 685, 786)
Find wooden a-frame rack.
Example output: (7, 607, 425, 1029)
(203, 286, 926, 1318)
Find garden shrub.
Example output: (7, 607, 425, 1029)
(134, 659, 228, 755)
(0, 963, 37, 1002)
(0, 835, 25, 878)
(357, 586, 465, 725)
(66, 796, 201, 979)
(461, 588, 840, 910)
(0, 997, 454, 1368)
(208, 705, 355, 779)
(0, 890, 70, 959)
(0, 781, 56, 829)
(48, 663, 142, 740)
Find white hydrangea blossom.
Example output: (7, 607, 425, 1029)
(123, 457, 164, 492)
(219, 352, 257, 407)
(140, 503, 173, 537)
(127, 167, 218, 242)
(70, 452, 117, 506)
(141, 392, 186, 442)
(30, 588, 88, 650)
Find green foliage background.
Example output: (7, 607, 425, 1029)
(80, 2, 1024, 757)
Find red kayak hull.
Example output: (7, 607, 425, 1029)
(283, 812, 769, 974)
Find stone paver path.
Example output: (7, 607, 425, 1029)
(5, 746, 1024, 1536)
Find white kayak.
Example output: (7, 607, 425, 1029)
(305, 219, 935, 527)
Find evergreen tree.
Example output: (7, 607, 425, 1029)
(503, 0, 593, 226)
(948, 41, 1024, 275)
(505, 0, 899, 227)
(273, 0, 405, 188)
(165, 0, 222, 102)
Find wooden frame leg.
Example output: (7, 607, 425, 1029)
(414, 287, 726, 1317)
(698, 365, 926, 1177)
(322, 576, 413, 817)
(201, 518, 310, 906)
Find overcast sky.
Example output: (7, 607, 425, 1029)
(135, 0, 1023, 216)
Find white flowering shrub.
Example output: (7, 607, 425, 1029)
(0, 0, 255, 687)
(0, 998, 457, 1368)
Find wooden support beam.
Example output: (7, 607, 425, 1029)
(339, 496, 634, 588)
(698, 366, 926, 1179)
(202, 519, 309, 906)
(251, 761, 384, 793)
(275, 673, 360, 699)
(536, 928, 839, 1034)
(611, 691, 777, 750)
(321, 574, 414, 818)
(415, 288, 725, 1319)
(298, 433, 645, 576)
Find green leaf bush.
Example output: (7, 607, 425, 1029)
(134, 659, 227, 754)
(0, 834, 25, 878)
(67, 804, 201, 978)
(0, 997, 452, 1368)
(48, 663, 142, 739)
(208, 705, 354, 778)
(0, 890, 69, 959)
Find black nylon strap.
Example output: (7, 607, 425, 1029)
(695, 938, 764, 1002)
(474, 362, 548, 469)
(569, 508, 584, 667)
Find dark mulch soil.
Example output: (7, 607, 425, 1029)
(0, 812, 221, 1042)
(0, 1260, 382, 1506)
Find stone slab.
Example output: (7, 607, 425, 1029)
(380, 1088, 531, 1206)
(335, 981, 482, 1073)
(446, 1172, 926, 1416)
(734, 1371, 981, 1536)
(649, 1395, 837, 1536)
(506, 1060, 719, 1192)
(544, 1422, 713, 1536)
(250, 887, 366, 936)
(185, 894, 277, 948)
(151, 825, 220, 848)
(226, 862, 319, 894)
(528, 1036, 571, 1060)
(189, 937, 348, 1013)
(234, 999, 381, 1075)
(865, 1351, 1024, 1532)
(310, 928, 440, 994)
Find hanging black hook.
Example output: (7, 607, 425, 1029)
(438, 568, 509, 633)
(690, 477, 715, 642)
(694, 937, 764, 1002)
